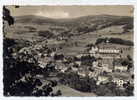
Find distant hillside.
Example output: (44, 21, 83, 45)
(15, 14, 133, 33)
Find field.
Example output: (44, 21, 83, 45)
(53, 85, 96, 96)
(6, 15, 133, 57)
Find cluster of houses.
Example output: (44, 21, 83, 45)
(50, 41, 133, 88)
(76, 42, 133, 88)
(15, 38, 133, 89)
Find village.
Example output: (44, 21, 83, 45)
(14, 36, 133, 92)
(3, 5, 134, 96)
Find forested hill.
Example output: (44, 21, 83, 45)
(15, 14, 133, 33)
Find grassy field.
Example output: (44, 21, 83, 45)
(53, 84, 96, 97)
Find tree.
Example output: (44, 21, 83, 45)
(96, 82, 118, 96)
(3, 6, 14, 26)
(88, 78, 97, 92)
(56, 90, 62, 96)
(96, 84, 113, 96)
(127, 55, 132, 61)
(3, 6, 14, 37)
(125, 84, 134, 96)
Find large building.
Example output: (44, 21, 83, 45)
(87, 42, 133, 69)
(97, 42, 133, 58)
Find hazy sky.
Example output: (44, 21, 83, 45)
(7, 5, 133, 19)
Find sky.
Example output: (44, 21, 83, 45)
(7, 5, 133, 19)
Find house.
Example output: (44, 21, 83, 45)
(114, 59, 128, 72)
(78, 71, 86, 77)
(60, 67, 68, 73)
(92, 61, 112, 72)
(88, 67, 103, 78)
(76, 54, 83, 59)
(38, 53, 42, 57)
(88, 71, 93, 78)
(88, 71, 99, 79)
(87, 46, 99, 57)
(71, 67, 78, 72)
(112, 78, 125, 87)
(89, 46, 98, 54)
(75, 61, 82, 66)
(110, 72, 132, 88)
(114, 65, 128, 72)
(77, 67, 88, 77)
(92, 61, 98, 68)
(97, 42, 133, 58)
(55, 62, 65, 70)
(97, 75, 110, 85)
(50, 51, 56, 57)
(38, 61, 47, 68)
(43, 53, 48, 57)
(98, 49, 120, 54)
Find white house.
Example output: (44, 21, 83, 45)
(89, 68, 102, 78)
(75, 61, 82, 66)
(60, 67, 68, 73)
(78, 71, 86, 77)
(76, 54, 83, 59)
(89, 46, 98, 54)
(50, 51, 56, 57)
(88, 71, 98, 78)
(98, 49, 120, 54)
(97, 75, 109, 85)
(112, 78, 126, 87)
(71, 67, 78, 72)
(114, 65, 128, 72)
(92, 61, 98, 68)
(38, 61, 47, 68)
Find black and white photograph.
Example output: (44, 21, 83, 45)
(3, 5, 134, 96)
